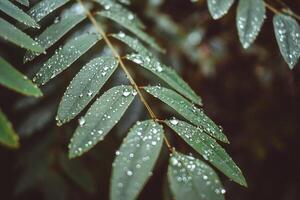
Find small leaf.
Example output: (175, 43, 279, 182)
(69, 85, 136, 158)
(0, 109, 19, 148)
(0, 0, 39, 28)
(57, 56, 119, 125)
(126, 53, 202, 105)
(33, 33, 102, 85)
(16, 0, 30, 7)
(24, 13, 86, 62)
(207, 0, 234, 19)
(59, 154, 95, 193)
(0, 18, 44, 52)
(236, 0, 265, 48)
(273, 14, 300, 69)
(144, 86, 228, 143)
(111, 32, 151, 56)
(166, 119, 247, 186)
(0, 57, 42, 97)
(111, 120, 163, 200)
(168, 152, 225, 200)
(97, 1, 163, 52)
(28, 0, 70, 22)
(95, 0, 145, 29)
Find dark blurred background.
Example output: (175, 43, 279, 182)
(1, 0, 300, 199)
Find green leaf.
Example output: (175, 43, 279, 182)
(111, 120, 163, 200)
(144, 86, 228, 143)
(0, 0, 39, 28)
(24, 13, 86, 62)
(0, 18, 44, 52)
(95, 0, 145, 29)
(0, 57, 42, 97)
(236, 0, 265, 48)
(16, 0, 30, 7)
(273, 14, 300, 69)
(68, 85, 136, 158)
(97, 2, 163, 52)
(111, 32, 151, 56)
(57, 56, 119, 125)
(59, 154, 95, 193)
(126, 53, 202, 105)
(33, 33, 102, 85)
(0, 109, 19, 148)
(168, 152, 225, 200)
(207, 0, 234, 19)
(166, 119, 247, 187)
(28, 0, 70, 22)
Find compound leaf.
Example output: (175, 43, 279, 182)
(236, 0, 265, 48)
(0, 57, 42, 97)
(68, 85, 136, 158)
(111, 120, 163, 200)
(33, 33, 102, 85)
(168, 152, 225, 200)
(273, 14, 300, 69)
(57, 56, 118, 125)
(166, 119, 247, 187)
(207, 0, 234, 19)
(144, 86, 228, 143)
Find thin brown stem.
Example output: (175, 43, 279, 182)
(77, 0, 173, 151)
(264, 2, 280, 14)
(264, 1, 300, 21)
